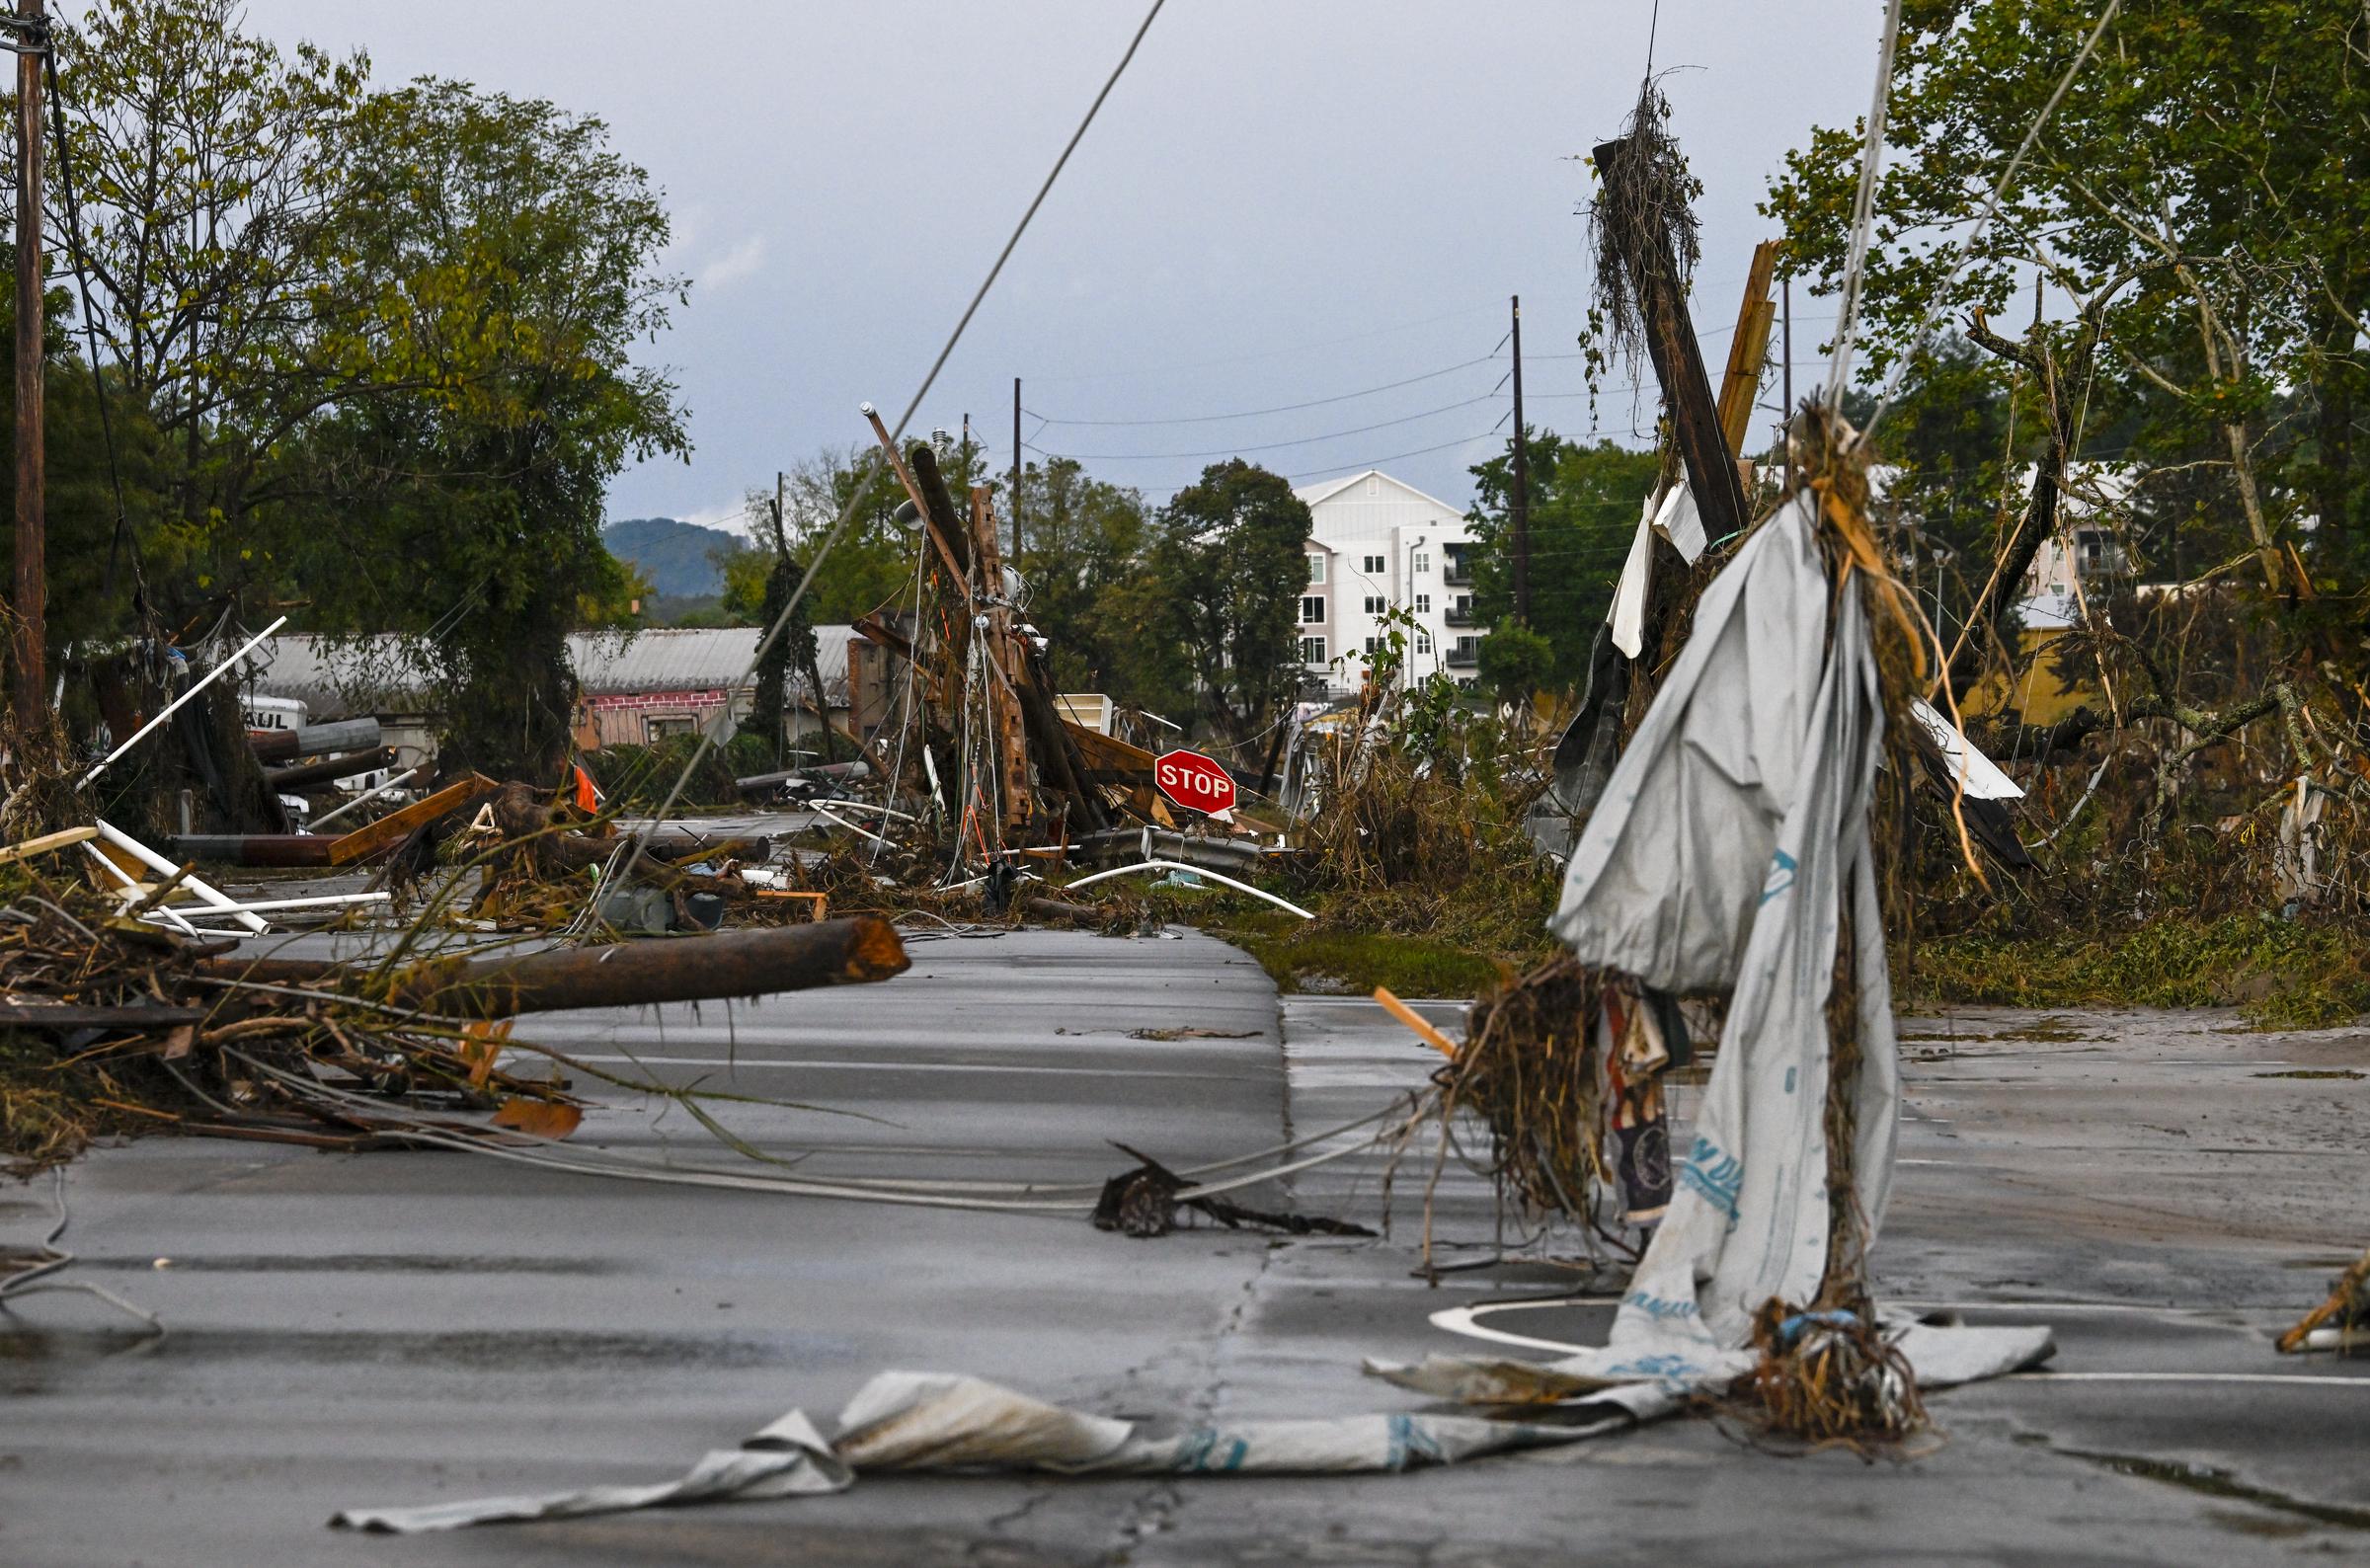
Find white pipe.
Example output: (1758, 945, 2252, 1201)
(811, 805, 897, 848)
(810, 798, 919, 823)
(305, 765, 427, 833)
(81, 841, 207, 937)
(78, 616, 288, 788)
(1058, 858, 1313, 920)
(94, 820, 270, 933)
(147, 891, 390, 916)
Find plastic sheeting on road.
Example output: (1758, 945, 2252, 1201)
(330, 1371, 1678, 1533)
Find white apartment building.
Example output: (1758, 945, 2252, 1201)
(1291, 469, 1483, 696)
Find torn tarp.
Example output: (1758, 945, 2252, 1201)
(1531, 492, 2044, 1385)
(331, 1371, 1675, 1533)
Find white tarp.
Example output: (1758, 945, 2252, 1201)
(331, 1372, 1676, 1534)
(1911, 697, 2023, 802)
(1608, 479, 1710, 659)
(1537, 493, 2037, 1383)
(1610, 490, 1660, 659)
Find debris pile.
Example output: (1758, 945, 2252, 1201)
(0, 856, 909, 1174)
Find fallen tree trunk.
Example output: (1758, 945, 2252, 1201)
(200, 916, 910, 1019)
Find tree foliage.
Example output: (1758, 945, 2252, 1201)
(30, 1, 688, 779)
(1134, 460, 1311, 745)
(1462, 431, 1659, 688)
(1766, 0, 2370, 584)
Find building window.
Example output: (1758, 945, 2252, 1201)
(1301, 595, 1325, 624)
(1413, 593, 1431, 614)
(1412, 550, 1431, 575)
(1306, 553, 1325, 585)
(1364, 637, 1381, 655)
(1300, 635, 1327, 664)
(1363, 594, 1385, 615)
(1414, 630, 1433, 655)
(1362, 553, 1386, 575)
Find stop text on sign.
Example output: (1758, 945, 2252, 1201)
(1153, 748, 1236, 816)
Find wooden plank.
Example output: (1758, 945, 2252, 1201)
(326, 774, 500, 866)
(1714, 241, 1781, 459)
(1063, 719, 1155, 780)
(0, 823, 97, 866)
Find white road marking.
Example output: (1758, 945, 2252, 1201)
(556, 1054, 1247, 1080)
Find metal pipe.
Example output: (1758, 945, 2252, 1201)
(79, 615, 288, 788)
(248, 716, 382, 765)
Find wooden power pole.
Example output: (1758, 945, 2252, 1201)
(1011, 376, 1022, 565)
(13, 0, 43, 725)
(1509, 293, 1530, 625)
(1593, 134, 1751, 547)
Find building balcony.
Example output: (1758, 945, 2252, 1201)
(1443, 604, 1476, 628)
(1442, 564, 1473, 587)
(1445, 641, 1481, 669)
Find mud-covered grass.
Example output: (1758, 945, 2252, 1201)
(1907, 915, 2370, 1030)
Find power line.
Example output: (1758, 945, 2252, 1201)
(1032, 392, 1498, 461)
(604, 0, 1168, 924)
(1024, 352, 1500, 428)
(1023, 300, 1504, 386)
(1026, 428, 1503, 493)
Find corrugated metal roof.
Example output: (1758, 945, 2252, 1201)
(246, 628, 853, 720)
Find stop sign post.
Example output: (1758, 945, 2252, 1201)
(1153, 748, 1236, 817)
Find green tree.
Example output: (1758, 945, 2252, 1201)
(1475, 619, 1552, 705)
(1765, 0, 2370, 586)
(268, 78, 686, 778)
(1462, 431, 1659, 687)
(1010, 456, 1149, 695)
(0, 275, 167, 665)
(40, 0, 368, 613)
(1137, 460, 1310, 747)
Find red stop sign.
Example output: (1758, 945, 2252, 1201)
(1153, 748, 1236, 816)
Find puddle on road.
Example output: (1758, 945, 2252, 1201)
(2059, 1446, 2370, 1532)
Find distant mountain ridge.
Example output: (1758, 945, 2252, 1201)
(602, 515, 744, 598)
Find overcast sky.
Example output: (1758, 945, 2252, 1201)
(227, 0, 1884, 531)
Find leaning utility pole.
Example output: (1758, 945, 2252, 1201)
(1593, 133, 1752, 546)
(1509, 293, 1530, 625)
(1011, 376, 1022, 564)
(13, 0, 43, 725)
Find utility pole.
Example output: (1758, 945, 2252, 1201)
(1011, 376, 1022, 564)
(13, 0, 43, 725)
(1781, 274, 1793, 487)
(1509, 293, 1530, 625)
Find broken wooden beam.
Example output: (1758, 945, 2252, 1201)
(326, 774, 502, 866)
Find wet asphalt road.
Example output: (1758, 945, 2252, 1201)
(2, 926, 2366, 1566)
